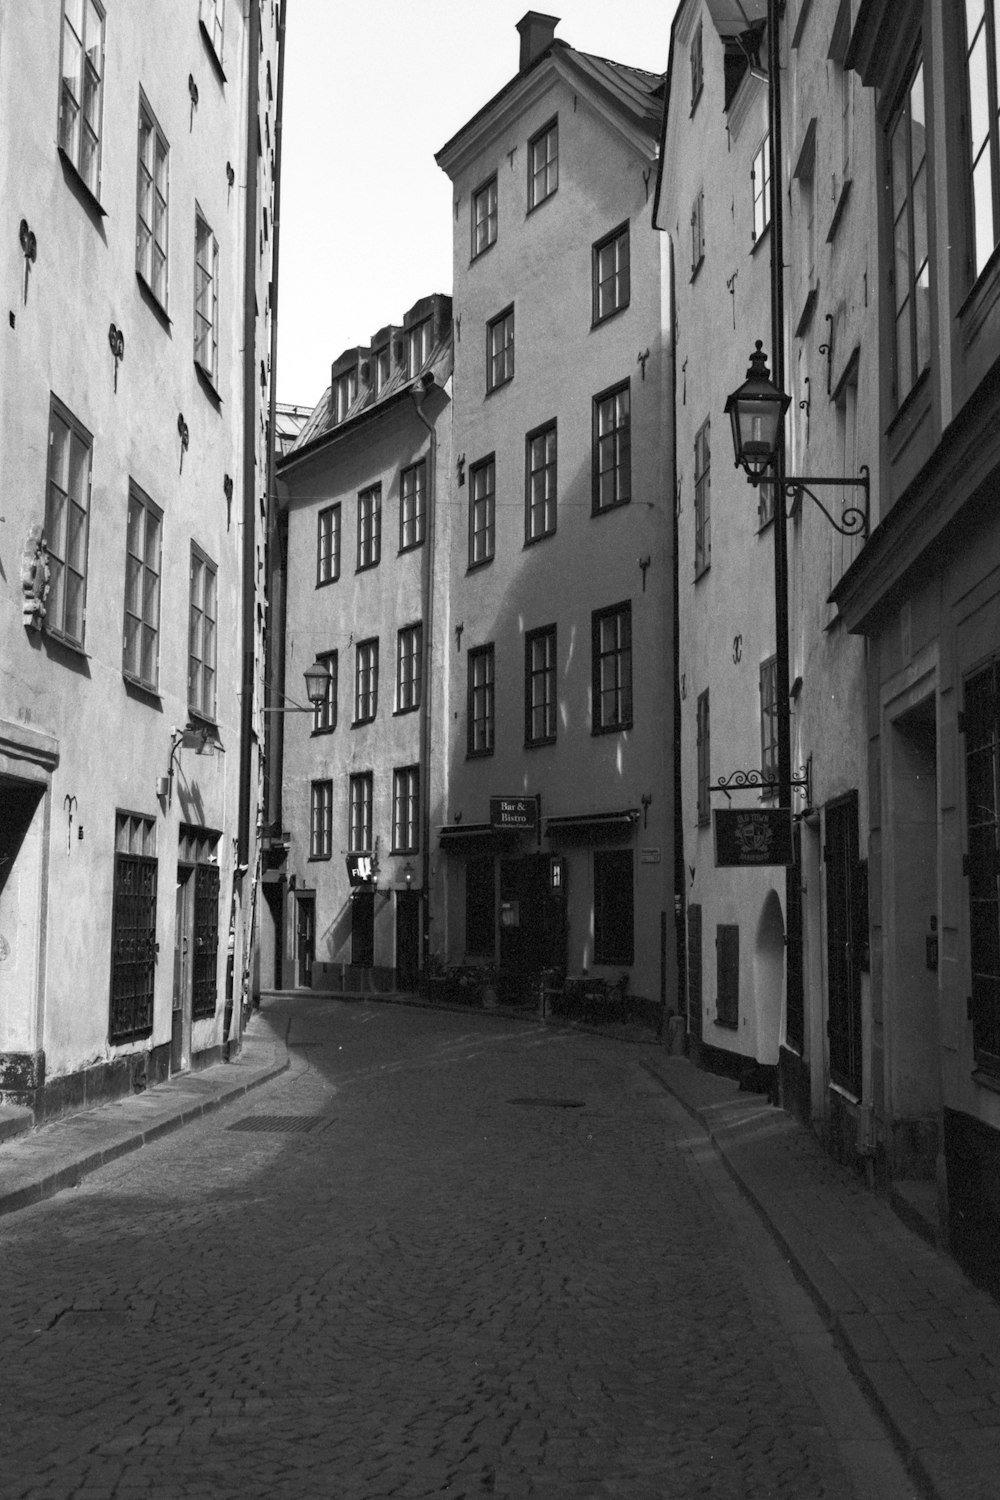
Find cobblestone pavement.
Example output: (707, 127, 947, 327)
(0, 997, 917, 1500)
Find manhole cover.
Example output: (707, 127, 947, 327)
(226, 1114, 328, 1134)
(507, 1097, 586, 1109)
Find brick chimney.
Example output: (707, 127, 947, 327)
(517, 11, 559, 71)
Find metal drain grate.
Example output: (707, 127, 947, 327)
(226, 1114, 329, 1134)
(507, 1097, 586, 1109)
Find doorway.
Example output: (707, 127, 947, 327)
(296, 894, 315, 987)
(351, 889, 374, 968)
(395, 890, 420, 991)
(498, 853, 565, 1001)
(825, 791, 863, 1097)
(172, 868, 193, 1073)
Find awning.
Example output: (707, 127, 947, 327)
(438, 822, 493, 845)
(545, 810, 639, 840)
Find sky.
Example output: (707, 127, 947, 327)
(276, 0, 675, 407)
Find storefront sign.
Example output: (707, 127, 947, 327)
(345, 854, 375, 886)
(490, 796, 537, 831)
(713, 808, 793, 867)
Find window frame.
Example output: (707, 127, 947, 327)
(136, 93, 169, 309)
(525, 421, 557, 543)
(528, 117, 559, 211)
(406, 319, 432, 379)
(399, 460, 426, 552)
(751, 134, 772, 245)
(887, 54, 930, 411)
(310, 779, 333, 860)
(759, 656, 779, 790)
(469, 454, 496, 568)
(592, 380, 631, 515)
(123, 481, 163, 693)
(199, 0, 225, 67)
(525, 624, 557, 748)
(696, 689, 711, 827)
(317, 502, 341, 586)
(333, 368, 358, 424)
(965, 1, 1000, 282)
(472, 173, 498, 258)
(486, 305, 515, 393)
(188, 542, 218, 722)
(691, 187, 705, 275)
(45, 395, 93, 649)
(392, 765, 420, 855)
(356, 483, 382, 572)
(694, 418, 711, 577)
(109, 811, 157, 1045)
(311, 650, 338, 734)
(591, 601, 633, 736)
(194, 206, 219, 383)
(396, 622, 422, 715)
(467, 644, 495, 758)
(592, 221, 631, 325)
(354, 637, 379, 726)
(349, 771, 373, 854)
(58, 0, 106, 199)
(690, 21, 704, 114)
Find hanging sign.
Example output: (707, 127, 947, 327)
(713, 808, 793, 867)
(490, 796, 537, 831)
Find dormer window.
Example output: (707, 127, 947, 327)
(407, 319, 432, 378)
(374, 346, 391, 394)
(334, 367, 357, 423)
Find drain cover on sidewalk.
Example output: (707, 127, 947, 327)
(226, 1114, 329, 1134)
(507, 1097, 586, 1109)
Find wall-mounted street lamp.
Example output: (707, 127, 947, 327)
(725, 342, 869, 537)
(264, 658, 332, 714)
(402, 861, 415, 889)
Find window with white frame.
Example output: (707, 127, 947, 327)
(694, 419, 711, 576)
(194, 209, 218, 381)
(45, 396, 92, 648)
(399, 460, 426, 550)
(312, 650, 337, 734)
(123, 482, 162, 691)
(59, 0, 105, 197)
(136, 96, 168, 306)
(691, 21, 703, 112)
(310, 780, 332, 859)
(528, 118, 558, 210)
(334, 367, 358, 423)
(751, 135, 771, 244)
(468, 645, 495, 757)
(759, 656, 779, 789)
(354, 638, 378, 724)
(317, 503, 340, 585)
(188, 546, 217, 719)
(691, 188, 705, 273)
(593, 222, 630, 323)
(592, 602, 632, 734)
(888, 58, 930, 408)
(472, 175, 498, 258)
(469, 455, 495, 566)
(486, 306, 514, 392)
(525, 624, 557, 747)
(200, 0, 225, 63)
(349, 772, 373, 852)
(392, 766, 419, 854)
(357, 484, 382, 570)
(526, 422, 557, 541)
(406, 319, 432, 378)
(966, 1, 1000, 278)
(396, 623, 422, 713)
(593, 382, 630, 513)
(374, 346, 391, 394)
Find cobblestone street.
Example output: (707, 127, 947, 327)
(0, 998, 916, 1499)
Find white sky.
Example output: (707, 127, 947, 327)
(277, 0, 675, 407)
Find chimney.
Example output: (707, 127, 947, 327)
(517, 11, 559, 71)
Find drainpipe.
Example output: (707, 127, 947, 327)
(410, 375, 438, 977)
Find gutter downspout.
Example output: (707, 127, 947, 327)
(411, 376, 437, 979)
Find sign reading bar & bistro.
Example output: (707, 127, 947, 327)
(713, 807, 793, 867)
(490, 796, 537, 831)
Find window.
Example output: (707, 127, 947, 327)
(966, 2, 1000, 279)
(188, 545, 217, 719)
(468, 645, 495, 757)
(136, 96, 168, 306)
(690, 21, 703, 112)
(888, 59, 930, 408)
(528, 118, 558, 210)
(123, 482, 162, 691)
(593, 381, 631, 513)
(310, 780, 333, 859)
(696, 689, 710, 826)
(472, 175, 498, 257)
(694, 419, 711, 576)
(593, 223, 630, 323)
(469, 455, 496, 567)
(691, 188, 705, 273)
(334, 368, 358, 423)
(194, 209, 218, 381)
(392, 766, 419, 854)
(396, 623, 422, 713)
(312, 650, 337, 734)
(751, 135, 771, 243)
(200, 0, 224, 62)
(374, 346, 391, 394)
(349, 771, 373, 853)
(963, 661, 1000, 1072)
(525, 422, 557, 542)
(399, 460, 426, 550)
(59, 0, 105, 197)
(354, 638, 378, 724)
(465, 856, 495, 956)
(45, 397, 92, 647)
(486, 306, 514, 392)
(407, 319, 432, 378)
(594, 849, 634, 965)
(109, 812, 157, 1045)
(760, 657, 779, 789)
(592, 602, 632, 734)
(525, 624, 557, 747)
(317, 503, 341, 585)
(357, 484, 382, 570)
(716, 923, 739, 1027)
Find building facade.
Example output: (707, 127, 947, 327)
(0, 0, 282, 1114)
(435, 15, 674, 1011)
(271, 297, 452, 993)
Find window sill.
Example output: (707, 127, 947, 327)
(316, 575, 340, 589)
(43, 629, 90, 662)
(186, 708, 219, 730)
(485, 376, 513, 399)
(136, 271, 171, 330)
(690, 256, 704, 284)
(697, 816, 711, 830)
(470, 241, 496, 265)
(886, 363, 931, 440)
(591, 303, 629, 331)
(199, 20, 228, 82)
(307, 854, 331, 863)
(355, 560, 381, 574)
(57, 147, 106, 221)
(750, 222, 771, 255)
(525, 737, 556, 750)
(972, 1065, 1000, 1095)
(714, 1015, 738, 1031)
(693, 561, 711, 582)
(524, 529, 556, 547)
(826, 177, 852, 243)
(310, 726, 336, 737)
(592, 721, 632, 737)
(592, 498, 630, 519)
(123, 674, 162, 706)
(393, 705, 419, 718)
(795, 284, 818, 337)
(398, 539, 425, 556)
(195, 362, 223, 407)
(526, 189, 557, 217)
(467, 556, 494, 573)
(466, 748, 494, 760)
(352, 716, 377, 729)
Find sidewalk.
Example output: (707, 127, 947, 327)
(643, 1051, 1000, 1500)
(0, 1008, 288, 1217)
